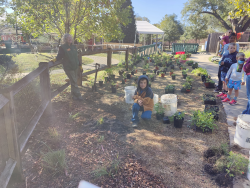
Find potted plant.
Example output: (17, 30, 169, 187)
(192, 110, 217, 133)
(104, 72, 109, 82)
(181, 54, 187, 60)
(111, 81, 117, 93)
(192, 62, 198, 69)
(171, 74, 176, 80)
(170, 64, 174, 70)
(183, 82, 192, 93)
(170, 69, 174, 76)
(133, 66, 137, 73)
(154, 103, 164, 120)
(149, 74, 155, 81)
(165, 85, 175, 94)
(182, 69, 189, 79)
(105, 68, 114, 79)
(160, 72, 165, 77)
(122, 73, 126, 84)
(99, 76, 104, 87)
(148, 81, 151, 88)
(174, 112, 185, 128)
(127, 72, 131, 79)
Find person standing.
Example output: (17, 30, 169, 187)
(243, 58, 250, 114)
(52, 34, 83, 101)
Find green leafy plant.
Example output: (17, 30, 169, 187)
(154, 103, 164, 115)
(48, 127, 60, 141)
(183, 82, 191, 89)
(186, 76, 193, 84)
(97, 117, 104, 126)
(170, 69, 174, 73)
(174, 111, 185, 119)
(149, 74, 154, 78)
(122, 72, 127, 79)
(172, 73, 176, 77)
(41, 149, 67, 176)
(165, 84, 175, 90)
(225, 151, 248, 177)
(191, 110, 217, 132)
(68, 112, 80, 122)
(105, 68, 113, 76)
(182, 69, 189, 75)
(181, 54, 187, 60)
(191, 67, 208, 76)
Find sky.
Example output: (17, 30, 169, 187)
(132, 0, 187, 24)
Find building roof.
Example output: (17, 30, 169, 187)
(136, 21, 164, 35)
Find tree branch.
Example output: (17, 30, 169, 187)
(242, 18, 250, 32)
(238, 15, 248, 26)
(201, 11, 231, 30)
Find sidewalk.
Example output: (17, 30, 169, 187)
(190, 54, 250, 188)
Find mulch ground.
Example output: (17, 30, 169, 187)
(9, 57, 231, 188)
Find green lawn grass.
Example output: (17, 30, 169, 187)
(12, 53, 94, 73)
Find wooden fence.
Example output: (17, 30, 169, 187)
(0, 45, 147, 188)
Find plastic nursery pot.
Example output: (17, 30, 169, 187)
(174, 116, 184, 128)
(186, 89, 191, 93)
(163, 116, 170, 124)
(127, 74, 131, 79)
(105, 77, 109, 82)
(170, 72, 173, 76)
(131, 71, 134, 75)
(143, 72, 146, 75)
(161, 74, 165, 78)
(122, 79, 126, 84)
(155, 66, 159, 70)
(156, 71, 160, 75)
(99, 81, 103, 87)
(170, 65, 174, 69)
(92, 85, 97, 92)
(154, 69, 157, 74)
(183, 74, 187, 79)
(135, 70, 137, 73)
(156, 113, 164, 120)
(119, 70, 124, 76)
(204, 82, 210, 87)
(172, 76, 176, 80)
(201, 75, 206, 82)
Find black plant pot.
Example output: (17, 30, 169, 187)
(163, 116, 170, 124)
(119, 70, 124, 76)
(165, 88, 175, 94)
(105, 77, 109, 82)
(99, 81, 103, 87)
(172, 76, 176, 80)
(201, 75, 206, 82)
(195, 125, 212, 133)
(156, 113, 164, 120)
(143, 72, 146, 75)
(171, 65, 174, 69)
(164, 68, 168, 72)
(122, 79, 125, 84)
(156, 71, 159, 75)
(174, 116, 184, 128)
(131, 71, 134, 75)
(127, 74, 131, 79)
(92, 85, 97, 92)
(154, 69, 157, 74)
(183, 74, 187, 79)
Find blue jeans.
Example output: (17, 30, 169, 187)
(243, 75, 250, 114)
(131, 103, 152, 123)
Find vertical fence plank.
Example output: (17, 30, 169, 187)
(39, 62, 52, 115)
(0, 105, 8, 170)
(3, 91, 23, 179)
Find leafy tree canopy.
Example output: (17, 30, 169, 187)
(160, 14, 184, 47)
(182, 0, 250, 33)
(9, 0, 131, 42)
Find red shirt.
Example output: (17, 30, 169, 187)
(222, 36, 229, 45)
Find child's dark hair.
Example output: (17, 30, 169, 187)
(139, 78, 147, 83)
(229, 32, 236, 38)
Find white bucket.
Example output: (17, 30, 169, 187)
(152, 94, 159, 114)
(124, 86, 136, 104)
(234, 114, 250, 148)
(160, 94, 177, 116)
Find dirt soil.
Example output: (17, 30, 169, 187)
(9, 58, 230, 188)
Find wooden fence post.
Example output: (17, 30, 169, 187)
(3, 91, 23, 180)
(77, 52, 83, 86)
(107, 47, 112, 68)
(39, 62, 52, 115)
(125, 47, 129, 71)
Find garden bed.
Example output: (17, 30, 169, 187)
(9, 54, 233, 188)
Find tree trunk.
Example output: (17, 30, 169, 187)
(26, 33, 31, 48)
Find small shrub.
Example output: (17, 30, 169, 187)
(41, 149, 67, 176)
(192, 110, 217, 132)
(48, 127, 60, 141)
